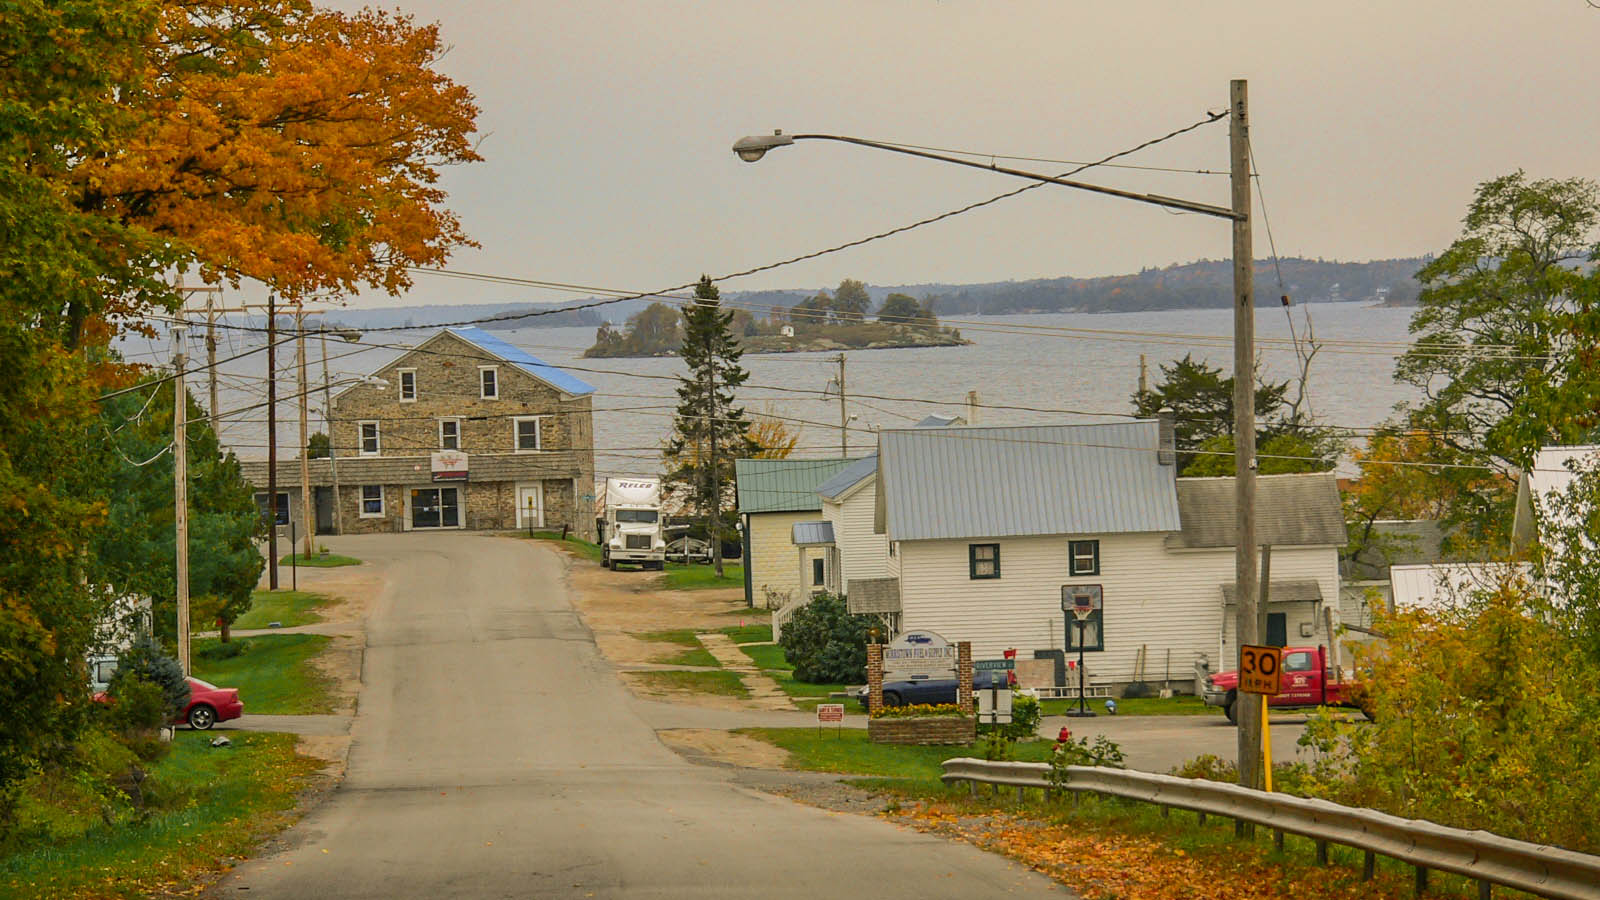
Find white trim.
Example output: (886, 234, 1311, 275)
(479, 365, 499, 400)
(358, 484, 385, 518)
(358, 421, 381, 456)
(397, 368, 417, 403)
(403, 484, 465, 530)
(516, 482, 545, 529)
(438, 417, 461, 451)
(513, 415, 544, 453)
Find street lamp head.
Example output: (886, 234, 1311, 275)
(732, 130, 794, 163)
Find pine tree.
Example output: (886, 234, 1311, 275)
(664, 276, 758, 576)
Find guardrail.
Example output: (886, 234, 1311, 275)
(940, 759, 1600, 900)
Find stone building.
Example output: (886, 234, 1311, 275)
(242, 327, 597, 539)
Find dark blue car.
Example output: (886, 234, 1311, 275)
(852, 671, 1006, 707)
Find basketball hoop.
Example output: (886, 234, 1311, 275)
(1061, 584, 1103, 621)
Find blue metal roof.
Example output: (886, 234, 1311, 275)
(792, 521, 836, 546)
(816, 455, 878, 501)
(447, 326, 596, 397)
(878, 420, 1181, 542)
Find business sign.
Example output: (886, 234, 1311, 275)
(1239, 644, 1283, 696)
(430, 451, 469, 482)
(816, 703, 845, 724)
(882, 630, 958, 681)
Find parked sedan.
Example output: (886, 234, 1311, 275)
(179, 677, 243, 730)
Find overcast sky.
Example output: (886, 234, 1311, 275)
(328, 0, 1598, 309)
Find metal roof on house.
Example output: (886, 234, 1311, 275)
(447, 326, 596, 397)
(876, 420, 1181, 541)
(735, 457, 864, 514)
(1390, 562, 1534, 612)
(816, 455, 878, 501)
(1166, 473, 1345, 550)
(915, 414, 965, 428)
(792, 521, 835, 546)
(1513, 444, 1600, 545)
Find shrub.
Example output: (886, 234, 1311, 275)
(871, 703, 966, 720)
(197, 638, 250, 662)
(778, 592, 874, 683)
(109, 636, 189, 722)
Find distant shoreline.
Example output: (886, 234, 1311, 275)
(583, 328, 971, 359)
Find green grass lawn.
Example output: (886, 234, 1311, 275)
(629, 629, 720, 668)
(276, 553, 360, 567)
(0, 731, 320, 900)
(1039, 694, 1221, 717)
(530, 530, 603, 563)
(658, 562, 744, 591)
(232, 590, 335, 630)
(192, 634, 336, 715)
(632, 670, 749, 698)
(737, 642, 789, 671)
(718, 623, 772, 644)
(741, 727, 1054, 780)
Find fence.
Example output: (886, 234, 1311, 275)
(940, 759, 1600, 900)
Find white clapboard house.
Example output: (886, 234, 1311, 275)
(834, 419, 1348, 694)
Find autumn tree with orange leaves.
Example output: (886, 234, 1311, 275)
(0, 0, 479, 831)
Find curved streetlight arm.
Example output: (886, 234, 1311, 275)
(734, 131, 1240, 221)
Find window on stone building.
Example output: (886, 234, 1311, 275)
(514, 416, 542, 452)
(479, 366, 499, 399)
(398, 369, 416, 402)
(359, 421, 380, 455)
(360, 485, 384, 517)
(439, 418, 460, 450)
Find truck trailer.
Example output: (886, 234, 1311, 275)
(601, 477, 666, 570)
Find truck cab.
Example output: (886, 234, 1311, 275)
(1202, 645, 1366, 723)
(601, 477, 666, 570)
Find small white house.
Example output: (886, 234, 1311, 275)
(734, 457, 865, 609)
(866, 420, 1346, 693)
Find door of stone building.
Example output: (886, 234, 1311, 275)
(516, 483, 543, 529)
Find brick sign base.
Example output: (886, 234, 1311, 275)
(866, 715, 977, 746)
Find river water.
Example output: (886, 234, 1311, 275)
(128, 301, 1421, 478)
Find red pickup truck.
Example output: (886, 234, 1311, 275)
(1202, 645, 1368, 723)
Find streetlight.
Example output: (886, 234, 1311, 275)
(732, 80, 1267, 791)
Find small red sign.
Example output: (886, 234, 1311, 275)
(817, 703, 845, 723)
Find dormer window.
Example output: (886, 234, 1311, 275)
(479, 366, 499, 399)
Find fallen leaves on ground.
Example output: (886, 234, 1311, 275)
(886, 800, 1443, 900)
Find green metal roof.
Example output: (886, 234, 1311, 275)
(734, 457, 866, 514)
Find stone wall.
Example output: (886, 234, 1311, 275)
(866, 716, 976, 745)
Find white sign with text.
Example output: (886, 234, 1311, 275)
(883, 630, 958, 681)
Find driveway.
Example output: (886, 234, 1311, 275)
(214, 534, 1068, 899)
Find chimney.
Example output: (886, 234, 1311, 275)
(1157, 407, 1176, 466)
(966, 390, 980, 426)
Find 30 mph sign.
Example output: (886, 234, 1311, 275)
(1239, 644, 1282, 696)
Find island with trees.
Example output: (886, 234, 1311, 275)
(582, 278, 969, 358)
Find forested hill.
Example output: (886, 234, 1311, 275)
(913, 257, 1426, 315)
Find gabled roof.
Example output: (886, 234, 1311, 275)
(1166, 473, 1346, 550)
(735, 457, 865, 514)
(816, 455, 878, 502)
(876, 420, 1181, 542)
(446, 326, 596, 397)
(1342, 519, 1448, 581)
(1513, 444, 1600, 546)
(915, 414, 965, 428)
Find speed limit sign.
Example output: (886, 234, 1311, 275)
(1239, 644, 1282, 696)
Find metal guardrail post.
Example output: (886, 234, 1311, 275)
(938, 758, 1600, 900)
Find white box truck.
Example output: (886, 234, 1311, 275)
(601, 477, 666, 570)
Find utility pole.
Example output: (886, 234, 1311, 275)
(172, 324, 191, 676)
(707, 361, 723, 579)
(321, 328, 343, 535)
(833, 353, 848, 457)
(1138, 353, 1148, 396)
(1230, 78, 1263, 791)
(296, 306, 314, 559)
(205, 293, 220, 426)
(266, 293, 280, 590)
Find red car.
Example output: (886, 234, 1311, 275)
(180, 677, 244, 730)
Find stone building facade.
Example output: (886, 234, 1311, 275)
(242, 327, 597, 540)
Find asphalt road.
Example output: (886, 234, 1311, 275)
(216, 534, 1066, 899)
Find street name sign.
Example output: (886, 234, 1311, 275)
(1239, 644, 1282, 696)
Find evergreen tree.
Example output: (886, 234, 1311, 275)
(663, 277, 758, 576)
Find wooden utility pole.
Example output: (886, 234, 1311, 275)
(1138, 353, 1148, 396)
(707, 361, 723, 579)
(266, 294, 280, 590)
(296, 307, 314, 558)
(321, 328, 343, 535)
(833, 353, 848, 457)
(1230, 78, 1263, 791)
(172, 324, 191, 675)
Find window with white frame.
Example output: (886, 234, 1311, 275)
(513, 416, 542, 452)
(359, 421, 380, 455)
(1069, 539, 1100, 576)
(398, 368, 417, 402)
(479, 366, 499, 399)
(439, 418, 461, 450)
(359, 485, 384, 517)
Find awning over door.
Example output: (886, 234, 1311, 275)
(792, 521, 835, 547)
(1221, 579, 1323, 605)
